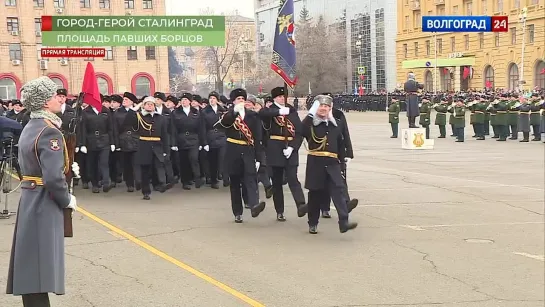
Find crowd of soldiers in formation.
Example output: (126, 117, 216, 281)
(386, 91, 545, 143)
(1, 87, 358, 234)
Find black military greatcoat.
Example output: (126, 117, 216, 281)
(77, 106, 114, 151)
(172, 107, 206, 150)
(258, 103, 302, 167)
(331, 108, 353, 159)
(113, 107, 139, 152)
(123, 111, 170, 165)
(202, 104, 227, 148)
(56, 104, 76, 134)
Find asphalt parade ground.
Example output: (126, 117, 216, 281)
(0, 111, 543, 307)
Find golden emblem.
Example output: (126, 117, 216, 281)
(413, 133, 425, 147)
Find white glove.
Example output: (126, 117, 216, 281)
(67, 194, 77, 211)
(255, 161, 260, 171)
(110, 145, 115, 152)
(279, 107, 290, 115)
(283, 146, 294, 159)
(203, 145, 209, 152)
(308, 101, 320, 116)
(163, 153, 167, 157)
(171, 146, 178, 151)
(234, 103, 245, 114)
(75, 147, 79, 153)
(344, 157, 352, 165)
(116, 148, 121, 151)
(80, 146, 87, 154)
(199, 146, 203, 150)
(71, 162, 80, 178)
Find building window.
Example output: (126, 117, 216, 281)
(9, 43, 22, 61)
(143, 0, 152, 9)
(527, 24, 534, 43)
(465, 2, 472, 15)
(37, 43, 42, 59)
(510, 27, 516, 44)
(464, 35, 469, 50)
(50, 77, 64, 89)
(513, 0, 519, 8)
(483, 65, 494, 88)
(437, 38, 443, 53)
(425, 70, 433, 91)
(508, 63, 519, 90)
(535, 60, 545, 89)
(425, 40, 430, 56)
(441, 69, 452, 91)
(414, 42, 418, 56)
(438, 7, 445, 15)
(5, 0, 16, 7)
(145, 46, 155, 60)
(104, 46, 113, 60)
(450, 37, 455, 51)
(482, 0, 487, 14)
(80, 0, 90, 8)
(35, 18, 41, 34)
(0, 78, 17, 100)
(99, 0, 110, 8)
(53, 0, 64, 7)
(97, 77, 109, 94)
(124, 0, 134, 9)
(135, 76, 151, 96)
(452, 5, 458, 14)
(33, 0, 44, 7)
(245, 28, 251, 39)
(403, 44, 407, 58)
(494, 33, 500, 47)
(7, 17, 19, 32)
(127, 46, 137, 60)
(413, 12, 421, 28)
(479, 32, 484, 48)
(404, 16, 409, 29)
(496, 0, 503, 12)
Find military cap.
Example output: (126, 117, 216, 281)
(12, 99, 23, 106)
(247, 94, 257, 104)
(271, 87, 285, 99)
(56, 88, 67, 96)
(313, 94, 333, 106)
(20, 76, 58, 112)
(142, 96, 156, 106)
(153, 92, 167, 102)
(103, 95, 112, 102)
(230, 88, 247, 101)
(110, 94, 123, 103)
(180, 92, 193, 101)
(208, 91, 220, 100)
(201, 98, 209, 105)
(192, 94, 202, 103)
(220, 95, 229, 104)
(166, 95, 179, 103)
(123, 92, 138, 104)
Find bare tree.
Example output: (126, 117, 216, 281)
(169, 75, 193, 96)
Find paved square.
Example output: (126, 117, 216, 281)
(0, 112, 543, 306)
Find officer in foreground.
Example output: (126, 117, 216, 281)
(7, 76, 77, 307)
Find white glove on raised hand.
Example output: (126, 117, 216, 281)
(234, 103, 245, 114)
(344, 157, 352, 165)
(283, 146, 294, 159)
(71, 162, 80, 178)
(279, 107, 290, 116)
(110, 145, 115, 152)
(75, 147, 80, 153)
(203, 145, 209, 152)
(80, 146, 87, 154)
(199, 146, 203, 151)
(255, 161, 260, 171)
(171, 146, 178, 151)
(163, 153, 167, 157)
(67, 194, 77, 211)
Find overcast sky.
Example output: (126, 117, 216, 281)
(166, 0, 255, 18)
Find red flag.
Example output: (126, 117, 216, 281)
(540, 68, 545, 75)
(485, 80, 493, 88)
(463, 67, 470, 79)
(258, 83, 263, 93)
(81, 62, 102, 110)
(358, 85, 364, 96)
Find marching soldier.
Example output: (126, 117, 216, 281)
(7, 76, 77, 307)
(102, 96, 121, 187)
(433, 98, 448, 138)
(77, 94, 116, 193)
(387, 97, 400, 138)
(153, 92, 176, 189)
(529, 93, 542, 141)
(473, 96, 487, 140)
(172, 93, 205, 190)
(517, 98, 531, 142)
(202, 91, 228, 189)
(468, 98, 477, 137)
(495, 95, 510, 141)
(449, 98, 466, 142)
(259, 86, 307, 221)
(215, 88, 266, 223)
(508, 96, 519, 140)
(301, 95, 358, 234)
(113, 93, 140, 192)
(124, 97, 170, 200)
(488, 98, 500, 138)
(418, 96, 432, 139)
(166, 95, 180, 181)
(448, 99, 456, 137)
(483, 98, 491, 136)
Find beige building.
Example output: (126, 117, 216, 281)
(192, 15, 257, 92)
(0, 0, 169, 100)
(396, 0, 545, 92)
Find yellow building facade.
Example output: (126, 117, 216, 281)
(0, 0, 169, 100)
(396, 0, 545, 92)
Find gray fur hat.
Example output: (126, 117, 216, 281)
(21, 76, 58, 112)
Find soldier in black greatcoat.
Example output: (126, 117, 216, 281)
(77, 94, 115, 193)
(258, 86, 307, 221)
(215, 88, 266, 223)
(113, 93, 140, 192)
(123, 97, 170, 200)
(202, 91, 227, 189)
(403, 72, 424, 128)
(172, 92, 206, 190)
(301, 94, 358, 234)
(152, 92, 176, 189)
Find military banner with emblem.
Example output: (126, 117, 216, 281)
(270, 0, 297, 88)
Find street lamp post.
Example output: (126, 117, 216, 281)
(355, 34, 362, 95)
(518, 7, 528, 92)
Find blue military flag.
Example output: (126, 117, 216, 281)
(270, 0, 297, 88)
